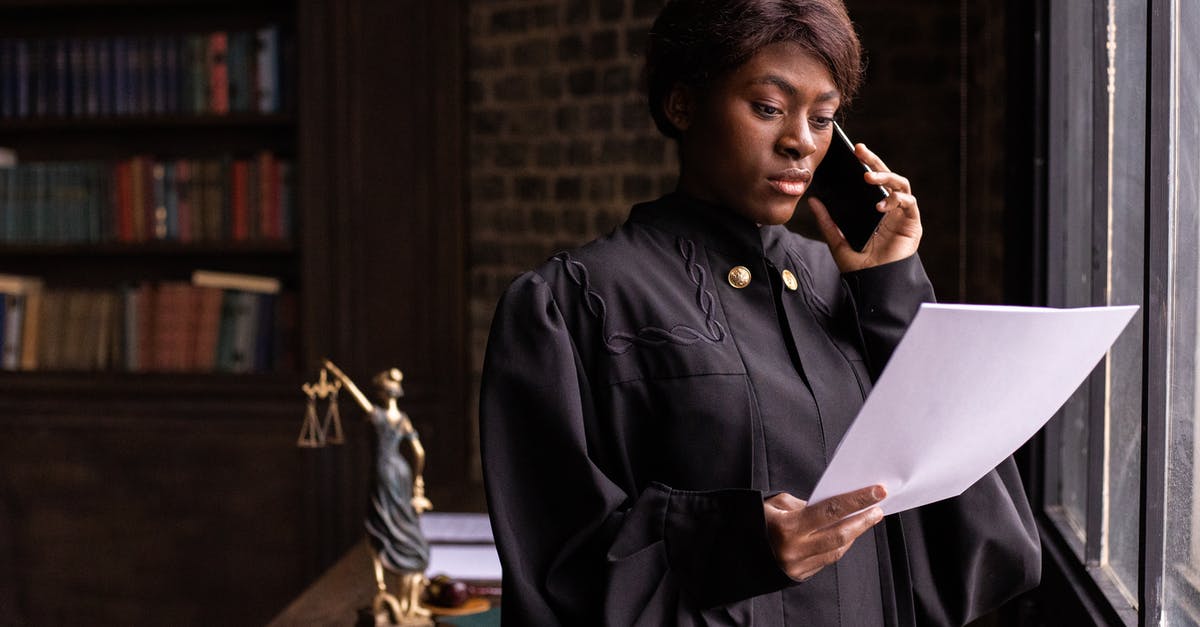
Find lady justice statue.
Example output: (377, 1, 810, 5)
(322, 359, 433, 624)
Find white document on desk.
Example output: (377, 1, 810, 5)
(808, 303, 1138, 515)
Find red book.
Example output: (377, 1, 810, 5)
(257, 152, 277, 239)
(207, 32, 229, 114)
(142, 158, 157, 241)
(230, 159, 249, 240)
(176, 160, 193, 243)
(114, 161, 133, 242)
(192, 286, 223, 371)
(152, 282, 194, 371)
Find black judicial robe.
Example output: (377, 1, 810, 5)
(479, 193, 1041, 626)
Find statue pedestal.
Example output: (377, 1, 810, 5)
(268, 542, 435, 627)
(355, 607, 434, 627)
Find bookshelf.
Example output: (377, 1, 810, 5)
(0, 0, 299, 376)
(0, 1, 469, 625)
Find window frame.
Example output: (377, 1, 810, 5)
(1031, 0, 1176, 624)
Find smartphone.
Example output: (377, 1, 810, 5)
(806, 122, 888, 251)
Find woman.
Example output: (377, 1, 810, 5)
(480, 1, 1040, 625)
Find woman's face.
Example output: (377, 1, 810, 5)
(670, 42, 840, 225)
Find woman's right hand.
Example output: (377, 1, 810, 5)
(763, 485, 886, 582)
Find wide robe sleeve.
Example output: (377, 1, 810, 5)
(480, 271, 793, 626)
(843, 254, 1042, 627)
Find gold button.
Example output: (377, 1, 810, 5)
(728, 266, 751, 289)
(781, 269, 798, 291)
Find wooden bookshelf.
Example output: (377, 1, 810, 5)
(0, 1, 469, 625)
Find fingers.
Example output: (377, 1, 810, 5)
(803, 484, 887, 527)
(855, 143, 890, 173)
(864, 170, 911, 194)
(857, 143, 912, 200)
(777, 505, 885, 581)
(876, 191, 920, 220)
(763, 485, 887, 582)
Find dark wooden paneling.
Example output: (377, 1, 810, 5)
(0, 407, 312, 625)
(324, 0, 473, 512)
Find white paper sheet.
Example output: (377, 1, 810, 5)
(808, 303, 1138, 515)
(426, 544, 503, 581)
(420, 512, 495, 544)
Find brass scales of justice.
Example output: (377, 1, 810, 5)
(298, 359, 434, 626)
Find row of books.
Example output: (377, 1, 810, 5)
(0, 153, 293, 244)
(0, 27, 286, 119)
(0, 271, 295, 373)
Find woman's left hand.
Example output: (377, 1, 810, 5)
(808, 143, 923, 273)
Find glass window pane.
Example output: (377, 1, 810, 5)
(1045, 0, 1097, 549)
(1165, 1, 1200, 622)
(1103, 0, 1146, 603)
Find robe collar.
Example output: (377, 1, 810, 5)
(627, 192, 790, 261)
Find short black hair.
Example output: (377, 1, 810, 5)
(645, 0, 864, 138)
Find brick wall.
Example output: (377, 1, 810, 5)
(466, 0, 677, 389)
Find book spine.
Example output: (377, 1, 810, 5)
(1, 40, 13, 119)
(164, 36, 179, 115)
(87, 163, 103, 242)
(226, 31, 244, 113)
(253, 292, 275, 371)
(193, 286, 222, 371)
(190, 36, 207, 115)
(96, 38, 111, 117)
(256, 152, 274, 239)
(15, 39, 29, 118)
(114, 160, 132, 242)
(128, 156, 145, 241)
(207, 32, 228, 115)
(246, 156, 260, 240)
(152, 282, 191, 371)
(69, 37, 85, 117)
(136, 36, 151, 115)
(151, 36, 166, 116)
(278, 161, 292, 240)
(20, 286, 42, 370)
(229, 290, 259, 373)
(219, 156, 232, 240)
(122, 285, 138, 371)
(176, 160, 193, 242)
(93, 291, 116, 370)
(215, 290, 238, 371)
(53, 38, 68, 117)
(151, 161, 167, 240)
(0, 294, 12, 370)
(30, 39, 45, 117)
(202, 159, 221, 240)
(164, 161, 178, 240)
(86, 38, 100, 117)
(230, 159, 248, 240)
(135, 283, 154, 372)
(112, 37, 128, 116)
(256, 26, 279, 113)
